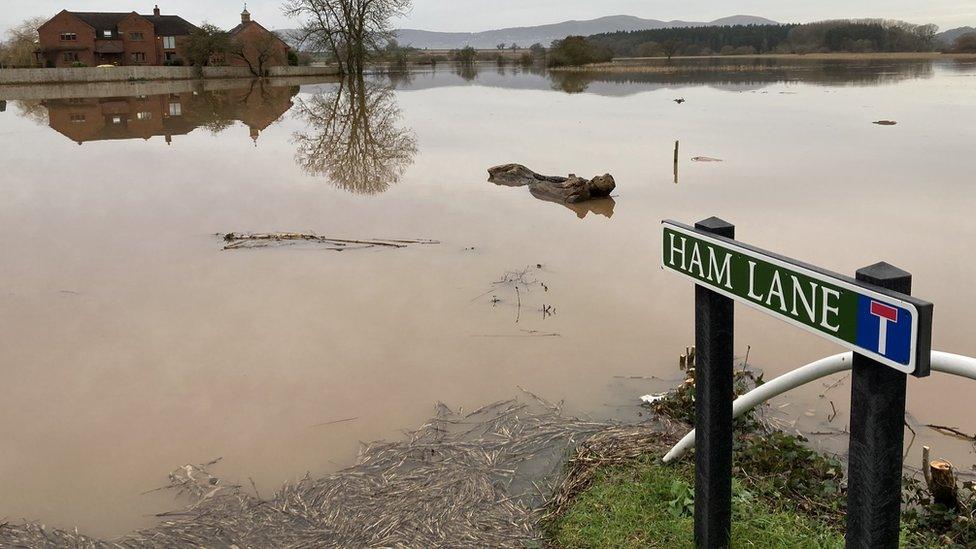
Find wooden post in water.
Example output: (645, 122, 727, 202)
(845, 263, 911, 549)
(693, 216, 735, 549)
(673, 140, 680, 184)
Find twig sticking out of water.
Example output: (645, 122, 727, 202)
(221, 232, 440, 251)
(926, 424, 976, 442)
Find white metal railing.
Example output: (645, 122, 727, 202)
(662, 351, 976, 463)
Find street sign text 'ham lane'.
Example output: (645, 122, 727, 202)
(662, 220, 934, 376)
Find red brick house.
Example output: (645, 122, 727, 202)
(37, 6, 197, 67)
(224, 8, 291, 75)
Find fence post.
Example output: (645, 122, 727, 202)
(845, 262, 911, 548)
(693, 216, 735, 549)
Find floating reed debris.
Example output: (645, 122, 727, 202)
(221, 232, 440, 251)
(0, 398, 676, 548)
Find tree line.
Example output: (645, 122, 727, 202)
(587, 19, 942, 58)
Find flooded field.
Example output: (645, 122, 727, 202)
(1, 58, 975, 537)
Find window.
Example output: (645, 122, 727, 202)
(137, 112, 152, 120)
(63, 52, 79, 62)
(168, 102, 182, 116)
(130, 32, 144, 41)
(111, 116, 123, 124)
(102, 30, 113, 38)
(131, 52, 146, 63)
(162, 36, 176, 49)
(59, 32, 77, 41)
(70, 114, 86, 123)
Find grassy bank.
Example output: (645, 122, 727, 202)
(548, 456, 843, 548)
(545, 434, 974, 548)
(544, 367, 976, 548)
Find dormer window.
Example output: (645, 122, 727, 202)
(102, 30, 113, 38)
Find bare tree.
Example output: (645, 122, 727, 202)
(662, 39, 682, 60)
(293, 77, 417, 194)
(283, 0, 411, 75)
(1, 17, 45, 68)
(228, 32, 284, 76)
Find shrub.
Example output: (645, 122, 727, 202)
(547, 36, 613, 67)
(451, 46, 477, 65)
(71, 61, 87, 68)
(953, 32, 976, 53)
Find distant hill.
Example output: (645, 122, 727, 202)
(394, 15, 778, 49)
(935, 26, 976, 46)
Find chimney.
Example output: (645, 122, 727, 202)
(241, 3, 251, 23)
(153, 5, 160, 16)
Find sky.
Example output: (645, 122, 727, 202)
(2, 0, 974, 36)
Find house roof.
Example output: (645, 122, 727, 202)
(144, 15, 199, 36)
(66, 11, 198, 36)
(227, 20, 290, 48)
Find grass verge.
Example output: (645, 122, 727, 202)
(547, 456, 844, 548)
(544, 364, 975, 548)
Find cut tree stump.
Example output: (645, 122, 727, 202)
(922, 446, 961, 509)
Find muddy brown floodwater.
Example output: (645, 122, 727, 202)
(1, 59, 975, 538)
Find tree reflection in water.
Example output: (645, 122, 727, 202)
(293, 77, 417, 195)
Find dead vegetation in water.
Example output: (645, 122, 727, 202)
(221, 232, 440, 251)
(545, 424, 681, 520)
(0, 394, 677, 548)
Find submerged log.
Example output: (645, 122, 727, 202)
(487, 164, 616, 204)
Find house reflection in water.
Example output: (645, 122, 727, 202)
(42, 82, 300, 146)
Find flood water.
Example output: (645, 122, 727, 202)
(1, 58, 975, 537)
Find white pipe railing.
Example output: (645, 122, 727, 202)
(662, 351, 976, 463)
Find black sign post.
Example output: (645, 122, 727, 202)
(664, 219, 934, 548)
(693, 217, 735, 549)
(845, 263, 920, 548)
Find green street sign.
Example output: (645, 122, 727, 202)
(662, 220, 933, 375)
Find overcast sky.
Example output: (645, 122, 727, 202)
(2, 0, 974, 35)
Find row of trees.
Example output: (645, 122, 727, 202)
(588, 19, 941, 58)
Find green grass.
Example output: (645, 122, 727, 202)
(546, 457, 845, 548)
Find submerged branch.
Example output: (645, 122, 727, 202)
(221, 232, 439, 251)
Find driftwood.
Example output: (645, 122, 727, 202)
(221, 232, 439, 251)
(487, 164, 616, 204)
(923, 445, 961, 509)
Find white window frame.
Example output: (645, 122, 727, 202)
(162, 36, 176, 49)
